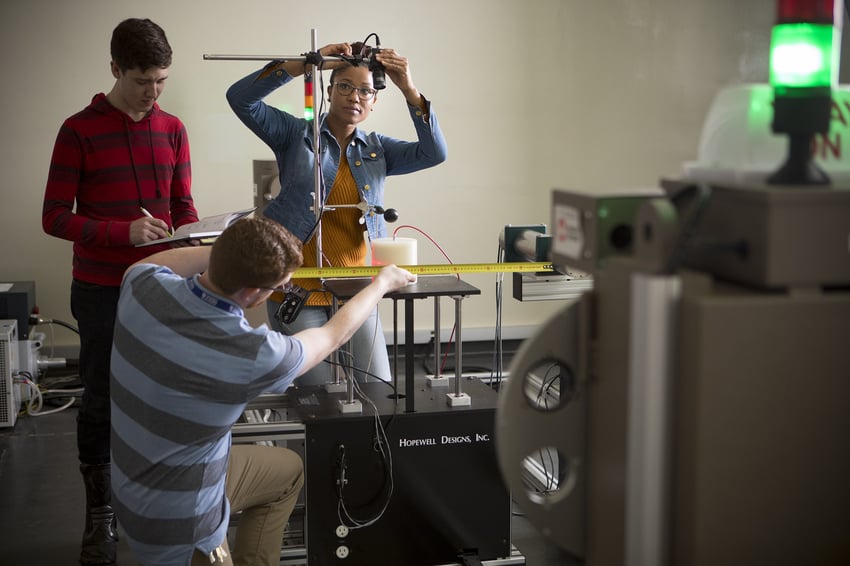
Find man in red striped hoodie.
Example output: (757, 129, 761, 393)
(41, 18, 198, 565)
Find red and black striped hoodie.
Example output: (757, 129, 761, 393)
(42, 93, 198, 286)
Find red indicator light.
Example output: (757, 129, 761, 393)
(776, 0, 836, 24)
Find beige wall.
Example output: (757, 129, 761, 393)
(0, 0, 780, 353)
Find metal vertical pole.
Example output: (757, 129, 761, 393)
(393, 299, 399, 395)
(453, 296, 463, 396)
(446, 295, 471, 406)
(625, 272, 680, 566)
(331, 295, 342, 385)
(404, 298, 415, 412)
(309, 28, 324, 268)
(433, 297, 441, 378)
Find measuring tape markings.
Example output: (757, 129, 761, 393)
(292, 262, 555, 279)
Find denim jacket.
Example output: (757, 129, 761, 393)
(227, 67, 448, 242)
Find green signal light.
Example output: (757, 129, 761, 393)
(769, 23, 835, 92)
(304, 107, 314, 120)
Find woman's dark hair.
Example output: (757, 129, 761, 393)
(329, 41, 370, 85)
(110, 18, 172, 72)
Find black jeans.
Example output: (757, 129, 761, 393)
(71, 280, 120, 466)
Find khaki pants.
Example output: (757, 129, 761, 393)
(191, 444, 304, 566)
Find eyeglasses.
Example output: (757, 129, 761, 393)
(334, 82, 377, 100)
(260, 282, 294, 294)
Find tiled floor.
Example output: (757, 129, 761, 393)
(1, 353, 579, 566)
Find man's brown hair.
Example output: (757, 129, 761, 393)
(110, 18, 172, 72)
(208, 216, 303, 294)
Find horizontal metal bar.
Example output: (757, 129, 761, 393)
(202, 53, 349, 62)
(231, 422, 305, 443)
(203, 53, 306, 61)
(245, 393, 294, 410)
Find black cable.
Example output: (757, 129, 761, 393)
(492, 244, 505, 390)
(321, 356, 400, 436)
(36, 318, 79, 334)
(336, 447, 392, 526)
(335, 379, 395, 529)
(358, 33, 380, 56)
(321, 358, 398, 397)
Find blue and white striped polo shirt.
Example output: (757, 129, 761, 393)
(110, 264, 304, 565)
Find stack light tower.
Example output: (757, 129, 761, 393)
(304, 67, 315, 121)
(768, 0, 843, 184)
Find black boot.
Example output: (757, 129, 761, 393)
(80, 463, 117, 565)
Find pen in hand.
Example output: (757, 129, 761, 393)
(140, 207, 173, 237)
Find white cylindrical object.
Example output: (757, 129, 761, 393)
(371, 237, 417, 266)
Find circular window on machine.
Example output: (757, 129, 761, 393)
(522, 358, 575, 411)
(518, 359, 579, 503)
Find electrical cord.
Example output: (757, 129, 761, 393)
(391, 224, 457, 277)
(536, 362, 561, 410)
(14, 372, 79, 417)
(492, 242, 506, 390)
(335, 367, 395, 530)
(322, 357, 398, 396)
(30, 316, 80, 365)
(323, 353, 401, 435)
(31, 317, 79, 334)
(336, 443, 392, 529)
(390, 224, 462, 377)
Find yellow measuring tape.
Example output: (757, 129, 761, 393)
(292, 262, 555, 279)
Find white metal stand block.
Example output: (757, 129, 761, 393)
(446, 392, 471, 406)
(338, 399, 362, 414)
(324, 382, 347, 393)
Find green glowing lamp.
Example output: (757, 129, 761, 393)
(767, 0, 840, 185)
(770, 23, 835, 93)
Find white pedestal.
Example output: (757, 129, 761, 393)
(446, 392, 471, 407)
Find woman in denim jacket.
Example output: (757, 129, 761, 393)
(227, 41, 447, 386)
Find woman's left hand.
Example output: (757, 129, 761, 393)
(375, 49, 420, 103)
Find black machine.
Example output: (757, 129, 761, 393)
(292, 380, 511, 566)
